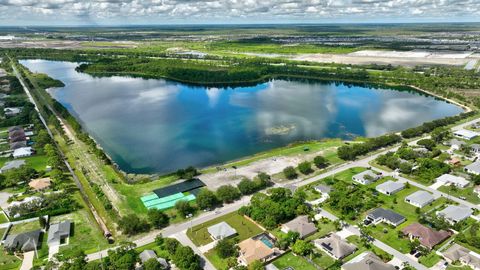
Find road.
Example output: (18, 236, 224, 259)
(85, 115, 480, 268)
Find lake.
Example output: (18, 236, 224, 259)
(20, 59, 463, 174)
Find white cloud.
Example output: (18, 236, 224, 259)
(0, 0, 479, 24)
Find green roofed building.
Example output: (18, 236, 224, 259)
(141, 192, 196, 210)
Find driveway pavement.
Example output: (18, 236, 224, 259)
(20, 251, 34, 270)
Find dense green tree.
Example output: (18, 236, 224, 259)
(283, 166, 297, 179)
(297, 161, 313, 175)
(147, 209, 169, 229)
(144, 258, 163, 270)
(195, 189, 218, 210)
(237, 179, 257, 195)
(216, 185, 241, 203)
(313, 155, 328, 169)
(164, 238, 180, 255)
(118, 214, 150, 235)
(291, 239, 314, 256)
(215, 238, 238, 259)
(173, 245, 202, 270)
(248, 260, 265, 270)
(174, 200, 195, 217)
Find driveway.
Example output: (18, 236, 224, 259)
(20, 251, 34, 270)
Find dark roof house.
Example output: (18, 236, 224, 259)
(4, 230, 42, 252)
(366, 208, 405, 227)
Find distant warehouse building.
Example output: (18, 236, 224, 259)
(454, 129, 480, 140)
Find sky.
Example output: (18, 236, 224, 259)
(0, 0, 479, 26)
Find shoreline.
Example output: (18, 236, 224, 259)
(407, 85, 472, 113)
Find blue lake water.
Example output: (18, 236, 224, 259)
(20, 59, 463, 174)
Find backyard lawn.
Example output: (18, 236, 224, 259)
(0, 211, 8, 223)
(205, 249, 231, 270)
(272, 251, 318, 270)
(0, 247, 21, 270)
(438, 186, 480, 204)
(9, 220, 42, 234)
(187, 212, 263, 246)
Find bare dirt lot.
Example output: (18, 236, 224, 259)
(293, 50, 480, 67)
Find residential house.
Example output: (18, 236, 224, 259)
(29, 177, 52, 192)
(437, 205, 472, 225)
(314, 233, 356, 259)
(474, 186, 480, 198)
(365, 208, 405, 227)
(4, 230, 42, 252)
(447, 139, 466, 150)
(139, 250, 169, 269)
(341, 251, 396, 270)
(352, 170, 381, 185)
(443, 244, 480, 270)
(207, 222, 237, 240)
(466, 161, 480, 175)
(405, 191, 435, 208)
(471, 144, 480, 154)
(9, 133, 27, 143)
(4, 107, 22, 117)
(0, 159, 26, 173)
(281, 215, 317, 239)
(401, 223, 451, 250)
(10, 141, 27, 150)
(9, 129, 25, 139)
(238, 237, 276, 265)
(375, 180, 405, 195)
(436, 174, 470, 188)
(13, 147, 33, 158)
(8, 126, 23, 133)
(47, 220, 71, 246)
(314, 184, 332, 195)
(448, 157, 462, 166)
(454, 129, 480, 140)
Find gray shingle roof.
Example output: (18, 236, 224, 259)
(314, 233, 356, 259)
(465, 161, 480, 174)
(437, 205, 472, 223)
(375, 180, 404, 194)
(342, 251, 396, 270)
(367, 208, 405, 225)
(207, 222, 237, 239)
(314, 184, 332, 194)
(139, 250, 157, 263)
(4, 230, 42, 252)
(405, 191, 434, 207)
(0, 159, 26, 172)
(47, 220, 71, 245)
(443, 244, 480, 269)
(282, 215, 317, 238)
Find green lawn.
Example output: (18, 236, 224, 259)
(205, 249, 231, 270)
(0, 247, 21, 270)
(311, 249, 337, 269)
(272, 251, 317, 270)
(438, 186, 480, 204)
(51, 209, 112, 256)
(187, 212, 263, 246)
(0, 154, 48, 173)
(346, 235, 393, 262)
(0, 211, 8, 223)
(418, 252, 442, 267)
(9, 220, 42, 234)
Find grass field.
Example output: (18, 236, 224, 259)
(0, 212, 8, 223)
(0, 247, 21, 270)
(438, 185, 480, 204)
(9, 220, 42, 234)
(186, 212, 263, 246)
(272, 251, 318, 270)
(0, 154, 48, 173)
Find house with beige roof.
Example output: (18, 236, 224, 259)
(342, 251, 395, 270)
(314, 233, 356, 259)
(443, 244, 480, 270)
(29, 177, 52, 191)
(238, 236, 276, 265)
(281, 215, 317, 239)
